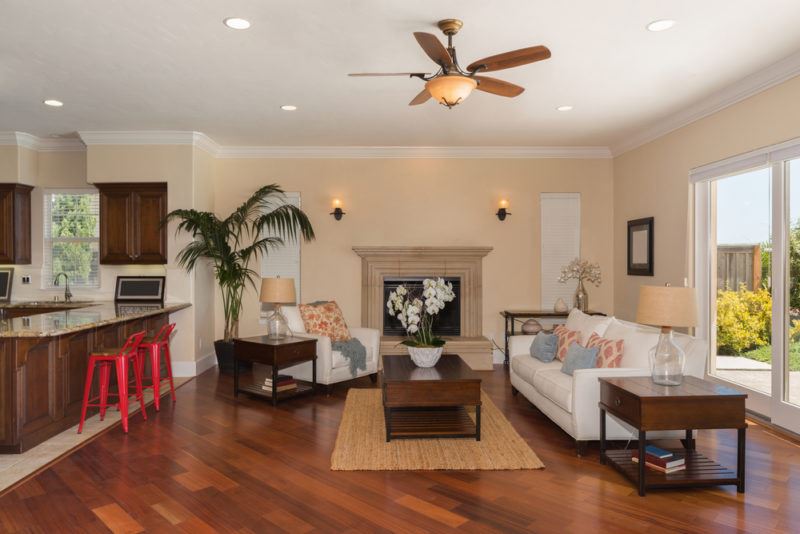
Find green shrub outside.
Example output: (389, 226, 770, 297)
(716, 286, 772, 355)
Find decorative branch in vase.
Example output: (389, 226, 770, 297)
(386, 278, 455, 367)
(558, 258, 601, 312)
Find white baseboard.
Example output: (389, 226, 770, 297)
(172, 351, 217, 377)
(492, 349, 505, 365)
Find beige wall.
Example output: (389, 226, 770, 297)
(213, 158, 615, 358)
(191, 147, 217, 364)
(613, 75, 800, 321)
(0, 145, 216, 374)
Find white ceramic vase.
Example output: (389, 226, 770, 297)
(407, 346, 444, 368)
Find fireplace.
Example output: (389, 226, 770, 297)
(353, 246, 494, 370)
(383, 277, 461, 336)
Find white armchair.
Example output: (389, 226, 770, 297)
(278, 307, 380, 392)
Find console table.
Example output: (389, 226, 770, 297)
(598, 376, 747, 496)
(500, 309, 604, 365)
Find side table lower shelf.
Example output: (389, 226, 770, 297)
(236, 381, 315, 402)
(602, 449, 740, 492)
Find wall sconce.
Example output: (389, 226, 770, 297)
(496, 199, 511, 221)
(330, 198, 346, 221)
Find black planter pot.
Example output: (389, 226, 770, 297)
(214, 340, 235, 374)
(214, 339, 252, 375)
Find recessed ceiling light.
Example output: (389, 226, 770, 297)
(223, 17, 251, 30)
(646, 19, 675, 32)
(556, 105, 573, 112)
(280, 105, 298, 111)
(43, 99, 63, 107)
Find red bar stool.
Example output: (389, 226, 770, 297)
(78, 331, 147, 434)
(137, 322, 177, 411)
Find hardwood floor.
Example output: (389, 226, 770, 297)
(0, 366, 798, 533)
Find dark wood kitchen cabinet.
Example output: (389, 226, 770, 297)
(0, 183, 33, 264)
(96, 182, 168, 264)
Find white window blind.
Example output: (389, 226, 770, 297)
(260, 192, 302, 319)
(540, 193, 581, 310)
(43, 189, 100, 289)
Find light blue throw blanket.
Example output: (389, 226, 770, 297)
(332, 338, 367, 377)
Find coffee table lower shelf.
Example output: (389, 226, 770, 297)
(603, 449, 740, 491)
(384, 406, 480, 442)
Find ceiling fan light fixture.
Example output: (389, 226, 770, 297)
(425, 75, 478, 108)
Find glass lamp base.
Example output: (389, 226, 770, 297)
(650, 329, 686, 386)
(266, 308, 289, 339)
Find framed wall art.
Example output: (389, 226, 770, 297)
(627, 217, 654, 276)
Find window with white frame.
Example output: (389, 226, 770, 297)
(259, 192, 301, 320)
(43, 190, 100, 288)
(540, 192, 581, 309)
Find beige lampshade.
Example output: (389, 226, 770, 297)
(636, 285, 698, 328)
(259, 277, 296, 304)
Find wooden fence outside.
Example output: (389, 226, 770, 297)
(717, 244, 762, 291)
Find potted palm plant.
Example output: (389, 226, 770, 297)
(166, 184, 315, 373)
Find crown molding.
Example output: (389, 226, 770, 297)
(214, 145, 612, 159)
(7, 131, 612, 159)
(611, 51, 800, 156)
(78, 130, 201, 146)
(0, 131, 85, 152)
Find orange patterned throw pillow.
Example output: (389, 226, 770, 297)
(298, 301, 351, 342)
(586, 332, 624, 368)
(553, 325, 581, 362)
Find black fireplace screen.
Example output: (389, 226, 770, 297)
(383, 277, 461, 336)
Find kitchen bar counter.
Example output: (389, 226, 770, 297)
(0, 301, 191, 453)
(0, 301, 191, 337)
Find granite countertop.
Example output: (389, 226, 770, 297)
(0, 301, 98, 309)
(0, 301, 191, 338)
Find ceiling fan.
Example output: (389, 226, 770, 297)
(348, 19, 551, 108)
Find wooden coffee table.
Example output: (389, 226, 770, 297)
(598, 376, 747, 496)
(381, 354, 482, 442)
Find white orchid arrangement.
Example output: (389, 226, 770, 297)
(558, 258, 602, 286)
(386, 277, 456, 347)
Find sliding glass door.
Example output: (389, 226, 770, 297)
(695, 142, 800, 434)
(709, 168, 773, 397)
(783, 159, 800, 411)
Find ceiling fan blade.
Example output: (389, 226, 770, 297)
(348, 72, 427, 77)
(474, 76, 525, 97)
(413, 32, 454, 69)
(409, 89, 431, 106)
(467, 45, 551, 73)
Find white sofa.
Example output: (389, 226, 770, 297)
(278, 306, 380, 391)
(509, 309, 707, 454)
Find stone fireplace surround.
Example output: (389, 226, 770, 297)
(352, 246, 493, 370)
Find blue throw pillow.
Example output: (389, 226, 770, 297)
(529, 332, 558, 362)
(560, 343, 599, 375)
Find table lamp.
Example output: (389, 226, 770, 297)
(260, 277, 296, 339)
(636, 284, 697, 386)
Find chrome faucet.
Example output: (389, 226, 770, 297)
(53, 272, 72, 303)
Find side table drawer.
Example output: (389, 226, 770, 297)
(600, 381, 641, 425)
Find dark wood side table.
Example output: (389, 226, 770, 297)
(382, 354, 482, 442)
(598, 376, 747, 496)
(233, 335, 317, 406)
(500, 309, 605, 365)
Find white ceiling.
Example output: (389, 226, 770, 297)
(2, 0, 800, 149)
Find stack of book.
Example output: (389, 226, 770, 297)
(262, 374, 297, 394)
(631, 445, 686, 473)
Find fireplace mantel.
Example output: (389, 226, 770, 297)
(353, 246, 494, 369)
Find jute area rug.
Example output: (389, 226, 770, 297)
(331, 388, 545, 471)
